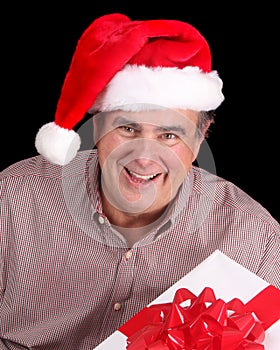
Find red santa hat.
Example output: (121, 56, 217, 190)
(35, 13, 224, 165)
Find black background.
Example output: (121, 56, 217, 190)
(1, 2, 279, 222)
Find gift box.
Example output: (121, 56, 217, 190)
(95, 250, 280, 349)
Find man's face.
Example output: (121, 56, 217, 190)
(94, 108, 204, 216)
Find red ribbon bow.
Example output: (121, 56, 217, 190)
(119, 285, 280, 350)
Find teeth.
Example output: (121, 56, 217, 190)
(128, 169, 158, 180)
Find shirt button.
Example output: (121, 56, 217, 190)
(124, 250, 132, 260)
(114, 302, 121, 311)
(98, 215, 105, 224)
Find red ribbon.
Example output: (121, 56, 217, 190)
(119, 285, 280, 350)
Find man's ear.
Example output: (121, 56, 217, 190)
(201, 119, 213, 139)
(92, 112, 104, 146)
(192, 120, 212, 161)
(92, 118, 98, 146)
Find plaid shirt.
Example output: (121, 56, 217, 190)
(1, 150, 279, 349)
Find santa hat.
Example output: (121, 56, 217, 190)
(35, 13, 224, 166)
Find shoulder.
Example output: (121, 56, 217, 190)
(190, 166, 279, 228)
(0, 155, 59, 180)
(0, 150, 98, 190)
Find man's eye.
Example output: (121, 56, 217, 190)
(162, 133, 176, 140)
(120, 126, 135, 133)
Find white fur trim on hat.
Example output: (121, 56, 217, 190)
(90, 64, 224, 113)
(35, 122, 81, 166)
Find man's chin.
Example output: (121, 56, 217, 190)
(109, 196, 157, 215)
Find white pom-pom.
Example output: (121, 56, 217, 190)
(35, 122, 81, 166)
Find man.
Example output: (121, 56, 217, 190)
(0, 13, 279, 349)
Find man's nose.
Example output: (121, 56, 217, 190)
(133, 137, 163, 157)
(128, 138, 166, 168)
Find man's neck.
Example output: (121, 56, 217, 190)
(100, 190, 170, 245)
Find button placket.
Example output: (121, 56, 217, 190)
(113, 302, 122, 311)
(98, 215, 105, 224)
(110, 249, 136, 314)
(124, 249, 132, 260)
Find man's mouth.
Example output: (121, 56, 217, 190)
(125, 167, 160, 183)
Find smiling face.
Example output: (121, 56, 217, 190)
(94, 108, 208, 225)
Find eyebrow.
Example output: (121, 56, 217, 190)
(112, 116, 186, 136)
(155, 125, 186, 136)
(112, 116, 140, 128)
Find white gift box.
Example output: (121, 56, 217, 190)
(95, 250, 280, 349)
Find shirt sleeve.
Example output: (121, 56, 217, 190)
(257, 221, 280, 288)
(0, 176, 9, 307)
